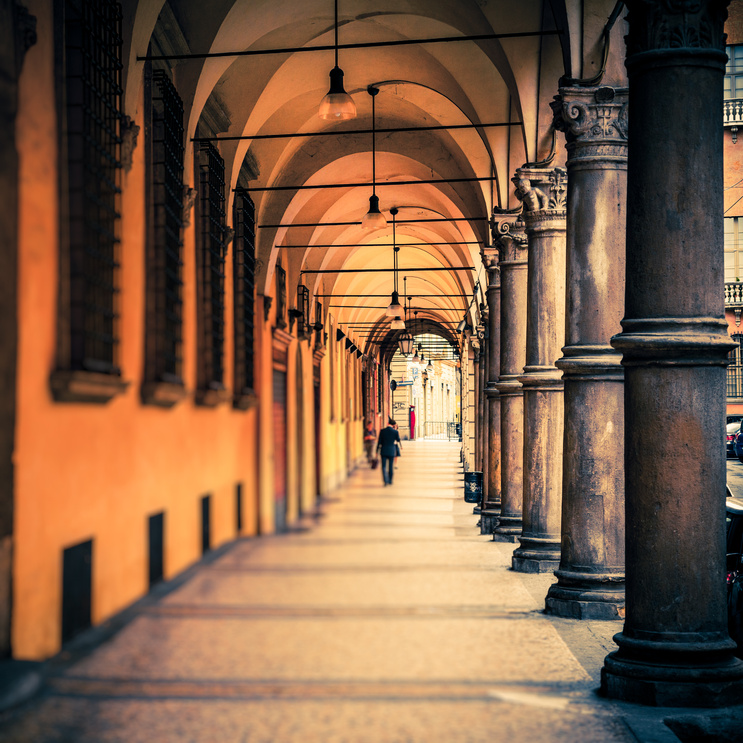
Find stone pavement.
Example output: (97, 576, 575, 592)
(0, 441, 739, 742)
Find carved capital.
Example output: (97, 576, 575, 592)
(624, 0, 728, 62)
(481, 247, 500, 284)
(552, 87, 628, 146)
(512, 167, 567, 229)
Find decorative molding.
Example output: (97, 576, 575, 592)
(121, 115, 140, 173)
(182, 186, 197, 226)
(13, 1, 36, 73)
(262, 295, 273, 322)
(624, 0, 728, 59)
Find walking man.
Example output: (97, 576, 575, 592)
(377, 419, 402, 486)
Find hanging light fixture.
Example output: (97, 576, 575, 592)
(397, 285, 414, 353)
(318, 0, 357, 120)
(426, 357, 434, 373)
(411, 313, 420, 362)
(361, 86, 386, 229)
(385, 207, 402, 318)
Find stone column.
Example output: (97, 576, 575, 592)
(601, 0, 743, 707)
(511, 167, 567, 573)
(493, 216, 528, 542)
(480, 253, 501, 533)
(545, 86, 627, 620)
(478, 309, 489, 507)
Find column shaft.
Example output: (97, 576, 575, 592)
(481, 254, 501, 533)
(545, 86, 627, 620)
(493, 218, 527, 541)
(601, 0, 743, 706)
(512, 168, 567, 573)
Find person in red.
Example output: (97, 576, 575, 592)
(363, 420, 377, 465)
(377, 419, 402, 486)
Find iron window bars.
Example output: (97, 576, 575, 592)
(196, 141, 228, 405)
(233, 189, 257, 408)
(53, 0, 128, 402)
(275, 263, 287, 329)
(142, 69, 185, 405)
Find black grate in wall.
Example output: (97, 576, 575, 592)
(198, 142, 227, 389)
(65, 0, 123, 373)
(233, 190, 256, 394)
(148, 512, 164, 587)
(236, 483, 243, 534)
(61, 539, 93, 644)
(201, 495, 211, 554)
(150, 71, 184, 382)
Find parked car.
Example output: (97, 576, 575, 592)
(727, 421, 741, 458)
(735, 429, 743, 463)
(727, 492, 743, 657)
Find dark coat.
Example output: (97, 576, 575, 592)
(377, 425, 401, 458)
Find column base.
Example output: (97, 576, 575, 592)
(512, 535, 560, 573)
(480, 509, 500, 534)
(545, 570, 625, 620)
(601, 636, 743, 707)
(493, 516, 521, 542)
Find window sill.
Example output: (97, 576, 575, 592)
(233, 389, 258, 411)
(50, 369, 130, 404)
(195, 383, 231, 407)
(141, 379, 188, 408)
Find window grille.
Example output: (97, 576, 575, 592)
(726, 45, 743, 100)
(275, 263, 287, 329)
(197, 141, 227, 399)
(296, 284, 310, 337)
(233, 189, 256, 402)
(729, 334, 743, 399)
(314, 300, 324, 347)
(147, 70, 184, 390)
(64, 0, 123, 374)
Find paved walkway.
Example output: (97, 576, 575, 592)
(0, 441, 734, 742)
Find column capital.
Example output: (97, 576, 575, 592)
(480, 249, 501, 289)
(511, 167, 567, 229)
(624, 0, 728, 66)
(551, 87, 628, 165)
(493, 215, 528, 266)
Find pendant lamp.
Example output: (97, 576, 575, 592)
(411, 313, 420, 362)
(318, 0, 356, 120)
(397, 292, 414, 354)
(385, 208, 403, 318)
(361, 86, 387, 229)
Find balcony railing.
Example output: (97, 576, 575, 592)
(725, 99, 743, 126)
(726, 281, 743, 307)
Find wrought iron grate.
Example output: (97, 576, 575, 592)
(151, 70, 184, 382)
(276, 263, 287, 329)
(65, 0, 123, 373)
(729, 334, 743, 398)
(198, 141, 228, 387)
(234, 189, 256, 393)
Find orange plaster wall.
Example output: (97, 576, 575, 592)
(13, 5, 259, 659)
(725, 131, 743, 218)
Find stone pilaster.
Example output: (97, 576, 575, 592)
(600, 0, 743, 707)
(511, 167, 567, 573)
(493, 216, 528, 542)
(480, 251, 501, 533)
(545, 86, 627, 620)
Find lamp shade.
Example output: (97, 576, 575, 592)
(319, 67, 356, 120)
(411, 348, 419, 363)
(426, 359, 433, 373)
(361, 193, 386, 230)
(398, 332, 414, 356)
(385, 290, 403, 318)
(390, 317, 405, 330)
